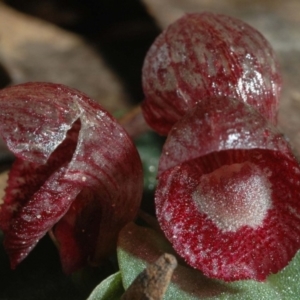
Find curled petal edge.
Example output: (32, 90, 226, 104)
(156, 97, 300, 281)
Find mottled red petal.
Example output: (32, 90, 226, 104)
(53, 180, 137, 273)
(0, 84, 81, 163)
(52, 188, 102, 273)
(142, 12, 281, 135)
(0, 120, 80, 232)
(155, 98, 300, 281)
(158, 97, 290, 175)
(0, 82, 143, 270)
(4, 166, 81, 268)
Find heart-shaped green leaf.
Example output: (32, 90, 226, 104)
(117, 222, 300, 299)
(268, 250, 300, 298)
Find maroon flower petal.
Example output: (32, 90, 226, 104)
(142, 12, 281, 135)
(158, 97, 290, 175)
(52, 188, 102, 273)
(53, 176, 140, 273)
(155, 98, 300, 281)
(0, 120, 80, 232)
(0, 84, 81, 163)
(4, 166, 81, 268)
(0, 82, 143, 270)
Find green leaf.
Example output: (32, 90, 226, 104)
(268, 249, 300, 299)
(117, 222, 300, 299)
(86, 272, 124, 300)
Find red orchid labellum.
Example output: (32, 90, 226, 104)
(0, 82, 143, 273)
(155, 97, 300, 281)
(142, 12, 281, 135)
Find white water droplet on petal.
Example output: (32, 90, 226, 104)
(149, 165, 156, 172)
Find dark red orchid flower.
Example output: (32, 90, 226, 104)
(141, 12, 300, 282)
(142, 12, 281, 135)
(0, 82, 143, 273)
(155, 97, 300, 281)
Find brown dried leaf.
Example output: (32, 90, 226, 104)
(141, 0, 300, 32)
(0, 3, 130, 113)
